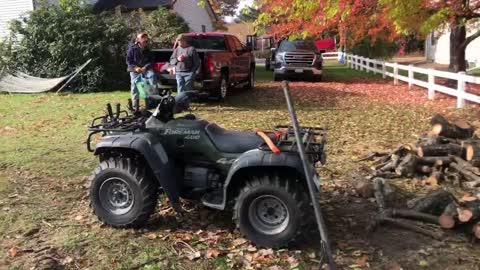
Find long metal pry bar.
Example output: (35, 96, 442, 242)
(282, 81, 336, 270)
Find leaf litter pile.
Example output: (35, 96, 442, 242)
(2, 72, 480, 269)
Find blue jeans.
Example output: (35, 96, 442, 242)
(130, 70, 156, 107)
(176, 71, 195, 93)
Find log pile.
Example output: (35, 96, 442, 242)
(364, 114, 480, 189)
(360, 114, 480, 241)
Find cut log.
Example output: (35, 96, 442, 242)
(438, 202, 459, 229)
(387, 209, 440, 225)
(417, 156, 452, 166)
(379, 154, 401, 172)
(471, 159, 480, 168)
(418, 135, 457, 146)
(430, 114, 474, 139)
(473, 222, 480, 239)
(457, 201, 480, 223)
(450, 156, 480, 175)
(380, 217, 443, 239)
(411, 189, 455, 215)
(395, 154, 418, 177)
(372, 171, 400, 179)
(465, 142, 480, 162)
(417, 143, 463, 157)
(416, 165, 433, 175)
(430, 114, 450, 127)
(450, 162, 480, 188)
(358, 151, 388, 162)
(425, 171, 444, 186)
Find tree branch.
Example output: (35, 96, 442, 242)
(460, 28, 480, 49)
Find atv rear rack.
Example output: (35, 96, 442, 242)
(258, 125, 326, 164)
(86, 101, 148, 152)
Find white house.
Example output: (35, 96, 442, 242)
(425, 22, 480, 69)
(93, 0, 218, 33)
(0, 0, 34, 39)
(0, 0, 218, 40)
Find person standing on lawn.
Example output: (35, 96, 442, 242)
(126, 32, 156, 108)
(170, 34, 200, 93)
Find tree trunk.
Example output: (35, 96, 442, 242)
(449, 20, 467, 73)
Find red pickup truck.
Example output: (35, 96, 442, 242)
(151, 32, 256, 100)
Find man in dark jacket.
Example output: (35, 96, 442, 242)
(126, 32, 156, 107)
(170, 34, 200, 93)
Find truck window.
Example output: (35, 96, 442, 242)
(232, 37, 244, 51)
(185, 36, 227, 50)
(278, 40, 317, 52)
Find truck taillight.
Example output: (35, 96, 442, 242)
(153, 62, 168, 73)
(204, 54, 214, 73)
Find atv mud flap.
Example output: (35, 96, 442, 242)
(282, 81, 336, 269)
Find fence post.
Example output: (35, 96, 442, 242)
(382, 61, 386, 79)
(457, 71, 466, 108)
(360, 57, 364, 71)
(428, 68, 435, 100)
(354, 56, 358, 70)
(393, 63, 398, 85)
(408, 64, 414, 89)
(366, 58, 370, 73)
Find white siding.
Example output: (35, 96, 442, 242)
(0, 0, 34, 40)
(426, 22, 480, 68)
(173, 0, 215, 32)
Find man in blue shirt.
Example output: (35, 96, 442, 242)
(126, 32, 156, 108)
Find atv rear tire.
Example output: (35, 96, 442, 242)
(233, 174, 309, 248)
(89, 157, 158, 227)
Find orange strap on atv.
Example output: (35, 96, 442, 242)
(256, 129, 280, 155)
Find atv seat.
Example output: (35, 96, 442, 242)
(206, 123, 266, 153)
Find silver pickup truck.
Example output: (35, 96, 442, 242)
(271, 39, 323, 82)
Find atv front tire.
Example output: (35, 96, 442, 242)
(89, 157, 158, 227)
(233, 174, 309, 248)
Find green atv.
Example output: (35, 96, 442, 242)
(86, 86, 330, 250)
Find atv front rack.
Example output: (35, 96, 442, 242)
(86, 100, 148, 152)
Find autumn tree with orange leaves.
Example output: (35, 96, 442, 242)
(257, 0, 480, 72)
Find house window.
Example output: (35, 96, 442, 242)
(202, 25, 206, 33)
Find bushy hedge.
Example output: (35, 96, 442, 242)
(2, 0, 189, 92)
(349, 37, 399, 60)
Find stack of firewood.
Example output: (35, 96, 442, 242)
(360, 114, 480, 241)
(364, 114, 480, 188)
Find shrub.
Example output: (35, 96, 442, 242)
(349, 37, 399, 60)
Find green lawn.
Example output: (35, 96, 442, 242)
(1, 63, 480, 269)
(469, 67, 480, 76)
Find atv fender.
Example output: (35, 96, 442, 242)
(93, 133, 171, 183)
(203, 149, 319, 210)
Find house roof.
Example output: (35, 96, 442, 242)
(93, 0, 172, 12)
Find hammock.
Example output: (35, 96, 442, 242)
(0, 59, 92, 94)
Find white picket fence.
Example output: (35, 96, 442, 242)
(321, 52, 480, 108)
